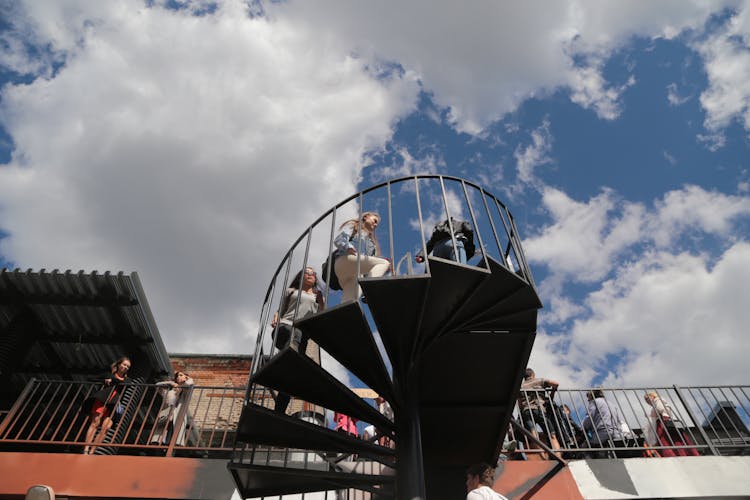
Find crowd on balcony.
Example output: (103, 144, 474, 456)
(505, 368, 701, 460)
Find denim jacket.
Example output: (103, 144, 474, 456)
(334, 229, 377, 258)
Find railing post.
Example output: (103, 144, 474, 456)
(0, 377, 37, 438)
(166, 385, 194, 457)
(673, 385, 719, 456)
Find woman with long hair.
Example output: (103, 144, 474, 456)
(83, 356, 131, 454)
(151, 371, 195, 448)
(643, 391, 699, 457)
(270, 266, 325, 413)
(332, 212, 390, 302)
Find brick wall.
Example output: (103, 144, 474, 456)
(168, 354, 252, 388)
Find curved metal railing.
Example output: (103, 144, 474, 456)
(249, 175, 536, 377)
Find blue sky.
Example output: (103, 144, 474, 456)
(1, 0, 749, 389)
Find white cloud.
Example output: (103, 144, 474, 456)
(648, 185, 750, 247)
(267, 0, 733, 133)
(568, 243, 750, 386)
(694, 5, 750, 139)
(525, 187, 645, 282)
(527, 184, 750, 387)
(526, 184, 750, 282)
(514, 119, 553, 188)
(666, 82, 690, 106)
(0, 0, 418, 353)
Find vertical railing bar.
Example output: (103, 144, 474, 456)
(460, 180, 488, 268)
(493, 197, 517, 262)
(714, 386, 745, 450)
(677, 385, 718, 455)
(708, 387, 733, 445)
(117, 383, 147, 447)
(693, 387, 719, 444)
(72, 383, 99, 443)
(50, 382, 79, 441)
(164, 385, 188, 456)
(252, 277, 277, 378)
(438, 176, 459, 261)
(387, 181, 395, 274)
(32, 381, 65, 440)
(324, 206, 338, 306)
(479, 189, 504, 265)
(414, 176, 430, 275)
(15, 380, 53, 439)
(272, 254, 295, 355)
(291, 229, 314, 329)
(62, 383, 91, 443)
(209, 386, 228, 451)
(356, 193, 364, 282)
(508, 211, 535, 286)
(143, 385, 165, 447)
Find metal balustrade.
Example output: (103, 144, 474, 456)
(251, 174, 537, 374)
(0, 378, 247, 457)
(506, 385, 750, 459)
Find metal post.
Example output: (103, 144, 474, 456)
(396, 369, 426, 500)
(673, 385, 719, 456)
(0, 378, 37, 438)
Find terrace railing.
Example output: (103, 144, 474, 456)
(0, 378, 247, 457)
(508, 385, 750, 459)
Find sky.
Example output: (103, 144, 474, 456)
(1, 0, 749, 390)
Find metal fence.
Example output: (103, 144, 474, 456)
(251, 174, 537, 377)
(509, 385, 750, 459)
(0, 378, 247, 457)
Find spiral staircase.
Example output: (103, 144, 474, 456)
(228, 176, 542, 499)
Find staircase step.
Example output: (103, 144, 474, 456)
(250, 348, 395, 433)
(417, 257, 490, 348)
(229, 463, 393, 498)
(442, 256, 535, 332)
(296, 301, 394, 403)
(463, 308, 538, 332)
(359, 275, 430, 381)
(237, 403, 395, 460)
(455, 280, 542, 332)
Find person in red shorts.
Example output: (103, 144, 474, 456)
(83, 356, 131, 454)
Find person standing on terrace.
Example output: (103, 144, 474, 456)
(518, 368, 560, 458)
(82, 356, 131, 454)
(151, 371, 195, 447)
(333, 212, 390, 302)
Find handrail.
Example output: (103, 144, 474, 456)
(0, 379, 249, 457)
(254, 175, 537, 367)
(506, 385, 750, 460)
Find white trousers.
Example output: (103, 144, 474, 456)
(334, 254, 390, 302)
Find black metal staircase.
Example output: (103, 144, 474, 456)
(229, 175, 542, 499)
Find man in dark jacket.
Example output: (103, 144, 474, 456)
(416, 217, 476, 264)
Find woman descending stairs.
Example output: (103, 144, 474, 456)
(229, 176, 542, 500)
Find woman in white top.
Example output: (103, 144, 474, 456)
(270, 266, 325, 413)
(465, 463, 508, 500)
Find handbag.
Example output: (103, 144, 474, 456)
(321, 255, 341, 290)
(157, 406, 173, 424)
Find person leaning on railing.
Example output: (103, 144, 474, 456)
(332, 212, 390, 303)
(518, 368, 560, 458)
(150, 371, 194, 447)
(582, 389, 640, 458)
(81, 356, 131, 455)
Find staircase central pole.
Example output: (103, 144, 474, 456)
(396, 370, 426, 500)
